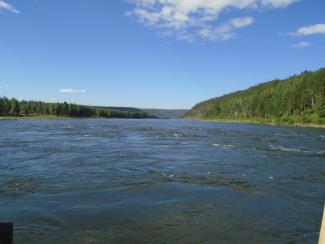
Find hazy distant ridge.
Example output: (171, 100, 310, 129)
(143, 109, 188, 119)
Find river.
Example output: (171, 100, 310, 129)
(0, 119, 324, 243)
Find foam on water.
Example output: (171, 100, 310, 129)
(269, 144, 303, 152)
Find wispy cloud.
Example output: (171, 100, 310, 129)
(126, 0, 297, 41)
(198, 17, 254, 41)
(261, 0, 298, 8)
(0, 1, 20, 14)
(59, 88, 87, 94)
(291, 41, 311, 48)
(295, 24, 325, 36)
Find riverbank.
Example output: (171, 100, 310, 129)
(0, 115, 76, 120)
(2, 116, 325, 128)
(201, 118, 325, 129)
(0, 115, 156, 120)
(0, 115, 117, 120)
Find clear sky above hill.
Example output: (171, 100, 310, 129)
(0, 0, 324, 109)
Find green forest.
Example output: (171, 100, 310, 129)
(0, 98, 151, 119)
(184, 68, 325, 125)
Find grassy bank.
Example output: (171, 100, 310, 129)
(188, 117, 325, 129)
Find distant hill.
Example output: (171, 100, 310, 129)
(184, 68, 325, 125)
(143, 109, 188, 119)
(98, 106, 144, 113)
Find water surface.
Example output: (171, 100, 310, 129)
(0, 119, 324, 243)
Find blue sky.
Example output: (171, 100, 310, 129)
(0, 0, 324, 109)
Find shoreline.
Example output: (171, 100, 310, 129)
(200, 118, 325, 129)
(1, 116, 325, 128)
(0, 115, 79, 120)
(0, 116, 154, 120)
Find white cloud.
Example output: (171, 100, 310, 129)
(229, 17, 255, 28)
(198, 17, 254, 40)
(291, 41, 311, 48)
(0, 1, 20, 14)
(59, 88, 87, 94)
(127, 0, 297, 41)
(296, 24, 325, 36)
(261, 0, 298, 8)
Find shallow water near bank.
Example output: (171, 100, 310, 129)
(0, 119, 324, 243)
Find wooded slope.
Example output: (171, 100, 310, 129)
(184, 68, 325, 124)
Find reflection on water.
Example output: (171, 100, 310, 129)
(0, 119, 324, 243)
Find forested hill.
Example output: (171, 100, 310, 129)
(184, 68, 325, 125)
(0, 98, 152, 119)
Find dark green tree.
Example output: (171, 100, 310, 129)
(10, 98, 20, 115)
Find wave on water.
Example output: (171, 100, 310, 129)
(211, 142, 235, 149)
(63, 125, 74, 129)
(173, 133, 184, 138)
(269, 144, 302, 152)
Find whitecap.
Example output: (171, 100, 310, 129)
(275, 133, 285, 136)
(211, 143, 220, 147)
(211, 142, 234, 149)
(269, 144, 301, 152)
(63, 125, 74, 129)
(173, 133, 183, 138)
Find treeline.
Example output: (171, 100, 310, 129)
(0, 98, 151, 119)
(185, 68, 325, 125)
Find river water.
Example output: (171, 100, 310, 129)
(0, 119, 324, 243)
